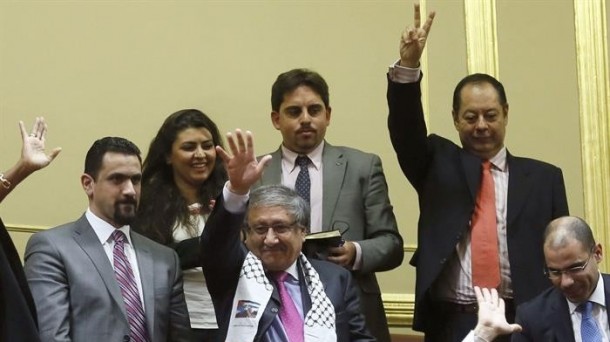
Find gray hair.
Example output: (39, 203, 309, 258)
(247, 184, 310, 231)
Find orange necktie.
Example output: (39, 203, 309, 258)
(471, 160, 500, 288)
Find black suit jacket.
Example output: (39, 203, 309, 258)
(386, 77, 569, 332)
(0, 218, 40, 342)
(200, 196, 375, 342)
(512, 273, 610, 341)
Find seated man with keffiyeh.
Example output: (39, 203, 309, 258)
(201, 129, 374, 342)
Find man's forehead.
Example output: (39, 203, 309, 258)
(100, 153, 141, 173)
(248, 206, 291, 219)
(281, 86, 324, 103)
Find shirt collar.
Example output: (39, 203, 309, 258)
(284, 259, 300, 282)
(85, 208, 133, 245)
(280, 141, 324, 173)
(489, 146, 508, 172)
(567, 272, 606, 314)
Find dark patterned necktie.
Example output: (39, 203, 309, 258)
(112, 230, 149, 342)
(295, 156, 311, 204)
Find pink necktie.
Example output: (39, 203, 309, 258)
(471, 161, 501, 288)
(112, 230, 149, 342)
(274, 272, 304, 342)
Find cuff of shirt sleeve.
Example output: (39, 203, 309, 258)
(222, 181, 249, 214)
(388, 59, 421, 83)
(351, 241, 363, 271)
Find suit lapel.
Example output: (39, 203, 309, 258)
(459, 150, 481, 202)
(260, 148, 282, 185)
(131, 233, 155, 339)
(321, 144, 346, 231)
(550, 289, 576, 342)
(506, 153, 534, 228)
(71, 215, 127, 319)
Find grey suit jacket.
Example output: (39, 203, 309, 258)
(257, 143, 403, 341)
(24, 214, 191, 342)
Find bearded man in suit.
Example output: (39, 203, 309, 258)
(25, 136, 191, 342)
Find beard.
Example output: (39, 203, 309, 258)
(113, 199, 138, 226)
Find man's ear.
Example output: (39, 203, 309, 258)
(81, 173, 95, 196)
(271, 111, 281, 130)
(452, 110, 460, 130)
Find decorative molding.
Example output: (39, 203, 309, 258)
(573, 0, 610, 271)
(5, 224, 45, 234)
(383, 293, 415, 327)
(463, 0, 499, 76)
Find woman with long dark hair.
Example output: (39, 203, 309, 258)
(135, 109, 226, 341)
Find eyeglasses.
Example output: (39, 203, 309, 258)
(544, 253, 594, 279)
(248, 221, 299, 236)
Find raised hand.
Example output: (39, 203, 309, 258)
(215, 129, 272, 195)
(399, 3, 435, 68)
(474, 286, 522, 341)
(19, 117, 62, 173)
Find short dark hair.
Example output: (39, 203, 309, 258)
(271, 68, 330, 112)
(452, 73, 508, 113)
(84, 137, 141, 180)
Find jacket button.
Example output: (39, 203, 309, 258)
(123, 336, 130, 342)
(440, 258, 446, 264)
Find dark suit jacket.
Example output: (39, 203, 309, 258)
(512, 273, 610, 341)
(256, 143, 403, 341)
(0, 218, 40, 342)
(200, 196, 375, 342)
(24, 214, 191, 342)
(386, 77, 569, 332)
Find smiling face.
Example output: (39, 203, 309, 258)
(453, 82, 508, 160)
(271, 85, 331, 154)
(82, 152, 142, 228)
(544, 238, 602, 303)
(167, 127, 216, 194)
(245, 206, 306, 272)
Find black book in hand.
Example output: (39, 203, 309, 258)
(302, 230, 344, 260)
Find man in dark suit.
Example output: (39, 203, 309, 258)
(256, 68, 403, 341)
(386, 5, 569, 342)
(513, 216, 609, 341)
(0, 117, 61, 342)
(24, 137, 191, 342)
(201, 129, 374, 342)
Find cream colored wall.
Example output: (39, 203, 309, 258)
(1, 0, 598, 332)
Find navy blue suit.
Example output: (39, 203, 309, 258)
(200, 196, 374, 342)
(512, 274, 610, 341)
(386, 76, 569, 338)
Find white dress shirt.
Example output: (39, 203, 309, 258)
(85, 208, 145, 308)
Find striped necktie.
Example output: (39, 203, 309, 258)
(112, 230, 149, 342)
